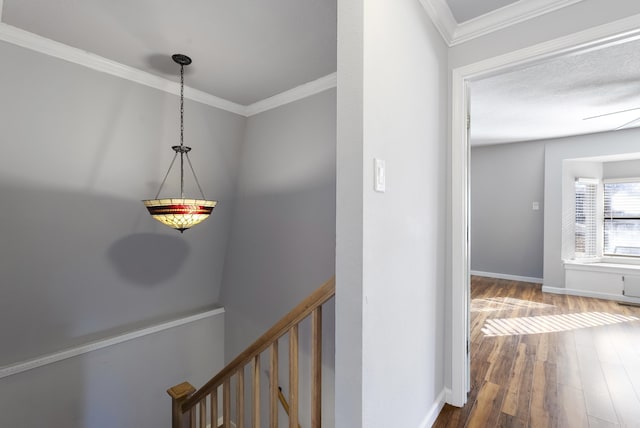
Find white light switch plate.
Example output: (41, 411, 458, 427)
(532, 201, 540, 210)
(374, 159, 385, 192)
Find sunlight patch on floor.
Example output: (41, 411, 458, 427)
(471, 297, 554, 313)
(481, 312, 639, 336)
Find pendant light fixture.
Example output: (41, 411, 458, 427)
(143, 54, 217, 233)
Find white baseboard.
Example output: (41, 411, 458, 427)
(542, 286, 640, 304)
(471, 270, 543, 284)
(420, 388, 447, 428)
(0, 307, 225, 379)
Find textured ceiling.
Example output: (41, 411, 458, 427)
(446, 0, 520, 22)
(470, 38, 640, 146)
(1, 0, 337, 106)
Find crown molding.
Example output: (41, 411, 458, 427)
(418, 0, 457, 46)
(0, 23, 248, 116)
(0, 22, 337, 117)
(452, 0, 585, 45)
(420, 0, 585, 46)
(245, 72, 337, 116)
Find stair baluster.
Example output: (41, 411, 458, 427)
(167, 276, 335, 428)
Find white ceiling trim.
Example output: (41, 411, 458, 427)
(418, 0, 457, 45)
(0, 0, 4, 21)
(420, 0, 585, 46)
(453, 0, 585, 45)
(0, 22, 337, 118)
(0, 23, 248, 116)
(245, 72, 337, 116)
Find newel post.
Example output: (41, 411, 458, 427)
(168, 381, 196, 428)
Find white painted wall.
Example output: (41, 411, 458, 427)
(336, 0, 447, 426)
(603, 158, 640, 179)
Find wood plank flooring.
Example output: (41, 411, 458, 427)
(434, 276, 640, 428)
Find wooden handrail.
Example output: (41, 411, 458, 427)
(168, 382, 196, 428)
(181, 276, 335, 412)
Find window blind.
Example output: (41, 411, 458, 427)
(604, 180, 640, 256)
(575, 179, 597, 258)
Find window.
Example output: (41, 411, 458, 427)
(604, 180, 640, 256)
(571, 177, 640, 260)
(575, 179, 597, 258)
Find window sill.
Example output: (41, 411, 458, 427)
(564, 259, 640, 274)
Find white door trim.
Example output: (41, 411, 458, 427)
(449, 14, 640, 407)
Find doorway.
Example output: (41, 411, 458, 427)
(449, 18, 640, 407)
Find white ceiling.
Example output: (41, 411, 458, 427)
(470, 38, 640, 146)
(3, 0, 623, 145)
(1, 0, 337, 106)
(446, 0, 520, 23)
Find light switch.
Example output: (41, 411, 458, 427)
(374, 159, 386, 192)
(532, 201, 540, 210)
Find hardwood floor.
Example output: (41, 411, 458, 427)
(434, 276, 640, 428)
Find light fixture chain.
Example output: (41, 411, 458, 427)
(154, 152, 179, 199)
(180, 64, 184, 147)
(185, 153, 207, 199)
(179, 64, 185, 198)
(143, 54, 217, 233)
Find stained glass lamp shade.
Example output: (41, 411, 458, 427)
(143, 54, 217, 233)
(143, 198, 217, 232)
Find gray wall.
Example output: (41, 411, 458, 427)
(544, 127, 640, 288)
(470, 141, 545, 279)
(220, 89, 336, 425)
(0, 313, 225, 428)
(470, 128, 640, 285)
(0, 41, 243, 425)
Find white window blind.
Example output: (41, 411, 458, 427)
(604, 180, 640, 256)
(575, 179, 597, 258)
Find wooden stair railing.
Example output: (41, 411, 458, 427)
(167, 276, 335, 428)
(278, 387, 302, 428)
